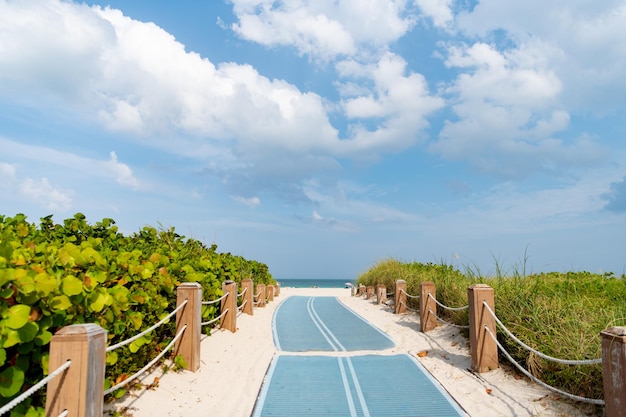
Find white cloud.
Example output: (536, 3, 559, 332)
(0, 162, 73, 211)
(431, 41, 606, 178)
(414, 0, 454, 28)
(230, 0, 414, 61)
(103, 151, 140, 189)
(232, 195, 261, 208)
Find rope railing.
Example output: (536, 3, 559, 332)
(400, 300, 419, 313)
(202, 292, 229, 306)
(238, 299, 248, 312)
(104, 324, 187, 396)
(400, 288, 420, 299)
(428, 293, 468, 312)
(484, 326, 604, 405)
(429, 308, 470, 329)
(202, 308, 229, 327)
(106, 299, 188, 353)
(238, 287, 248, 297)
(0, 360, 72, 416)
(482, 301, 602, 366)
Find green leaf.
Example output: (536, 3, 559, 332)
(0, 366, 25, 398)
(34, 273, 58, 295)
(0, 348, 6, 367)
(34, 330, 52, 346)
(4, 304, 31, 329)
(106, 351, 118, 366)
(61, 275, 83, 296)
(50, 295, 71, 311)
(89, 290, 110, 312)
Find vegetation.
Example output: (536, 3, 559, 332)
(357, 258, 626, 405)
(0, 213, 274, 415)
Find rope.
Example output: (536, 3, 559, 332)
(58, 411, 69, 417)
(106, 300, 188, 353)
(482, 302, 602, 366)
(238, 299, 248, 312)
(202, 292, 229, 306)
(253, 290, 262, 300)
(386, 292, 394, 297)
(0, 360, 72, 416)
(484, 326, 604, 405)
(400, 288, 420, 299)
(427, 293, 469, 311)
(429, 309, 470, 329)
(400, 300, 419, 313)
(201, 309, 229, 326)
(238, 287, 248, 297)
(104, 325, 187, 396)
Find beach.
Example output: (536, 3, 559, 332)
(106, 287, 591, 417)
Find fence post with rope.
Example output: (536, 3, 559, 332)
(221, 280, 237, 332)
(267, 285, 274, 302)
(365, 286, 374, 300)
(174, 282, 202, 371)
(376, 284, 387, 305)
(601, 326, 626, 417)
(275, 283, 280, 297)
(256, 284, 266, 308)
(45, 323, 107, 417)
(394, 280, 407, 314)
(468, 284, 498, 373)
(420, 281, 437, 333)
(241, 278, 254, 315)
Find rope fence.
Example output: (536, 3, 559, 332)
(353, 279, 625, 414)
(6, 279, 278, 417)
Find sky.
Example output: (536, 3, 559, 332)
(1, 0, 625, 279)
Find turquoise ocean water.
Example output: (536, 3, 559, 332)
(277, 279, 354, 288)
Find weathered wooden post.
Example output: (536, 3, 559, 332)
(275, 283, 280, 297)
(420, 281, 437, 332)
(366, 286, 374, 300)
(376, 284, 387, 305)
(267, 285, 274, 302)
(221, 280, 238, 332)
(358, 284, 366, 296)
(468, 284, 498, 373)
(601, 326, 626, 417)
(241, 278, 254, 315)
(394, 280, 407, 314)
(46, 324, 107, 417)
(174, 282, 202, 371)
(256, 283, 266, 308)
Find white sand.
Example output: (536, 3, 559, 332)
(106, 287, 592, 417)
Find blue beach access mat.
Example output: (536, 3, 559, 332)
(252, 354, 466, 417)
(273, 296, 395, 352)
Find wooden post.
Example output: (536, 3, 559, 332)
(174, 282, 202, 372)
(256, 284, 266, 308)
(358, 284, 366, 296)
(420, 281, 437, 332)
(468, 284, 498, 373)
(366, 286, 374, 300)
(241, 279, 254, 315)
(376, 284, 387, 305)
(275, 283, 280, 297)
(46, 324, 106, 417)
(221, 280, 237, 332)
(267, 285, 274, 302)
(394, 280, 407, 314)
(601, 326, 626, 417)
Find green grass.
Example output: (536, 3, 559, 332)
(357, 259, 626, 405)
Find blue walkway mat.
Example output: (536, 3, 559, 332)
(273, 296, 395, 352)
(252, 354, 466, 417)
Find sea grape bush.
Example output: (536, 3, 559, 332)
(0, 213, 274, 415)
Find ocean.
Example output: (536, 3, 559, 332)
(277, 279, 355, 288)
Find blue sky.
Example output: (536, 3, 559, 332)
(1, 0, 625, 279)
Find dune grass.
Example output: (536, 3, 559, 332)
(356, 258, 626, 404)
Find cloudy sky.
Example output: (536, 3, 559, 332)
(1, 0, 625, 279)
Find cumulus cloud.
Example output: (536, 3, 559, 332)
(232, 195, 261, 208)
(414, 0, 454, 28)
(431, 41, 606, 178)
(103, 151, 140, 189)
(230, 0, 414, 61)
(0, 162, 73, 211)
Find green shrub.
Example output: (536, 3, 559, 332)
(0, 213, 274, 415)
